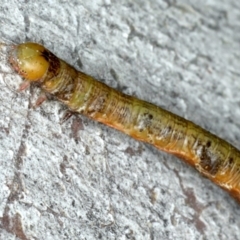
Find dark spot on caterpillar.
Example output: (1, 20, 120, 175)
(147, 126, 153, 135)
(143, 113, 153, 120)
(41, 49, 60, 78)
(148, 138, 153, 143)
(206, 141, 211, 147)
(199, 144, 221, 175)
(165, 126, 172, 134)
(86, 108, 96, 115)
(141, 113, 154, 129)
(228, 157, 234, 165)
(56, 92, 72, 101)
(41, 50, 51, 61)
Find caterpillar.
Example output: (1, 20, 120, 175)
(9, 42, 240, 203)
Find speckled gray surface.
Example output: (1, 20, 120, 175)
(0, 1, 240, 239)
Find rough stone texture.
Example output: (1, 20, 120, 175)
(0, 1, 240, 239)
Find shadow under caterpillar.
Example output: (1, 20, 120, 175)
(9, 42, 240, 203)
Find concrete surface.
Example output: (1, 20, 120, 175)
(0, 1, 240, 239)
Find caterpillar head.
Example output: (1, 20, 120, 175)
(9, 42, 50, 81)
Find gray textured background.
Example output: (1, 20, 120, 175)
(0, 1, 240, 239)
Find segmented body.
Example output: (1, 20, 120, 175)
(9, 42, 240, 203)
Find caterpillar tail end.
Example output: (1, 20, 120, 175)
(9, 42, 49, 82)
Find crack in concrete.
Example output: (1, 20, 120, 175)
(0, 91, 32, 240)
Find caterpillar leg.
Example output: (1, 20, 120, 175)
(18, 80, 31, 91)
(60, 110, 75, 124)
(33, 93, 47, 108)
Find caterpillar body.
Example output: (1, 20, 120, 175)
(9, 42, 240, 203)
